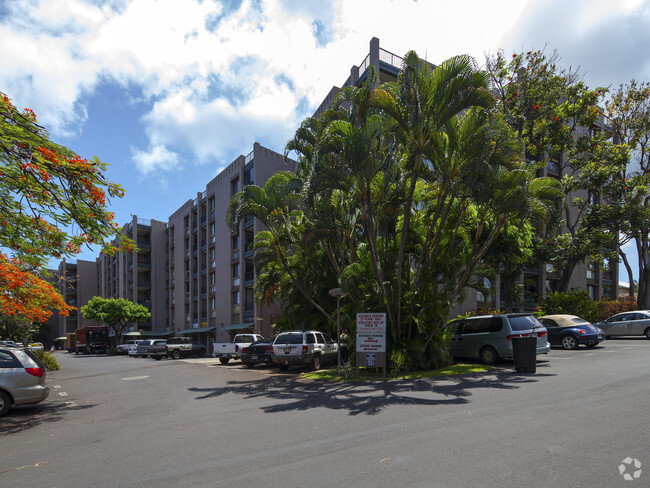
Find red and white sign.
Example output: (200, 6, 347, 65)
(356, 313, 386, 352)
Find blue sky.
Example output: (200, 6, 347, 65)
(1, 0, 649, 282)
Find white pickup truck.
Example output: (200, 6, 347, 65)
(213, 333, 264, 364)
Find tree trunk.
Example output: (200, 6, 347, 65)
(558, 257, 580, 293)
(638, 267, 650, 309)
(637, 235, 650, 309)
(618, 247, 636, 297)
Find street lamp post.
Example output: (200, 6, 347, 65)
(328, 287, 348, 372)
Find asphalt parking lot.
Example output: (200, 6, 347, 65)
(2, 338, 649, 488)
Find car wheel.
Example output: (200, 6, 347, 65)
(172, 350, 181, 360)
(245, 363, 255, 369)
(278, 364, 289, 371)
(310, 354, 321, 371)
(0, 390, 11, 417)
(561, 335, 579, 350)
(479, 346, 499, 365)
(644, 328, 650, 340)
(219, 358, 230, 364)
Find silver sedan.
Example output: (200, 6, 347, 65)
(593, 310, 650, 339)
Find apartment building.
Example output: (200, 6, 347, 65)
(95, 216, 168, 335)
(50, 259, 98, 338)
(167, 142, 293, 345)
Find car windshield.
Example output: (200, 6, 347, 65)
(275, 333, 303, 344)
(508, 315, 542, 331)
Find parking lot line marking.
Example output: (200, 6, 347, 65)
(58, 391, 68, 397)
(121, 375, 150, 381)
(53, 385, 61, 389)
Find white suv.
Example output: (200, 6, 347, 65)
(272, 331, 338, 371)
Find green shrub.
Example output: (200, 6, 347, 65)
(35, 350, 61, 371)
(389, 349, 407, 378)
(537, 289, 603, 322)
(593, 296, 637, 322)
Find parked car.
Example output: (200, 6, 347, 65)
(134, 339, 166, 358)
(593, 311, 650, 339)
(116, 340, 141, 355)
(445, 313, 550, 365)
(0, 341, 18, 348)
(538, 314, 605, 349)
(28, 343, 44, 352)
(0, 347, 50, 416)
(271, 330, 338, 371)
(148, 337, 206, 360)
(240, 339, 274, 368)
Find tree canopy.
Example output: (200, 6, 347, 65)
(81, 297, 151, 344)
(606, 81, 650, 307)
(485, 49, 624, 294)
(1, 92, 130, 324)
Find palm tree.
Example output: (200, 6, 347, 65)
(226, 171, 333, 322)
(369, 52, 494, 335)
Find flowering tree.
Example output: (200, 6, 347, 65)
(1, 91, 130, 322)
(0, 254, 74, 323)
(486, 50, 623, 293)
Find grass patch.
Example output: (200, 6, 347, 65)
(303, 363, 493, 382)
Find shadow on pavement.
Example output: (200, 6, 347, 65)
(0, 402, 96, 437)
(188, 367, 555, 416)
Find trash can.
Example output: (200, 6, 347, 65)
(512, 336, 537, 373)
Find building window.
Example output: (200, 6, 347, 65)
(587, 284, 597, 299)
(233, 263, 239, 277)
(232, 234, 239, 250)
(587, 262, 597, 280)
(231, 178, 240, 195)
(232, 290, 240, 305)
(244, 166, 254, 186)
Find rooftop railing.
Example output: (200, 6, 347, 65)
(379, 48, 403, 69)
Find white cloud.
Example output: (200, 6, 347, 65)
(2, 0, 649, 177)
(131, 143, 179, 173)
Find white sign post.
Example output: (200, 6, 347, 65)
(356, 313, 387, 379)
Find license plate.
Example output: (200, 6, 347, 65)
(250, 355, 258, 360)
(284, 347, 292, 354)
(598, 335, 603, 340)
